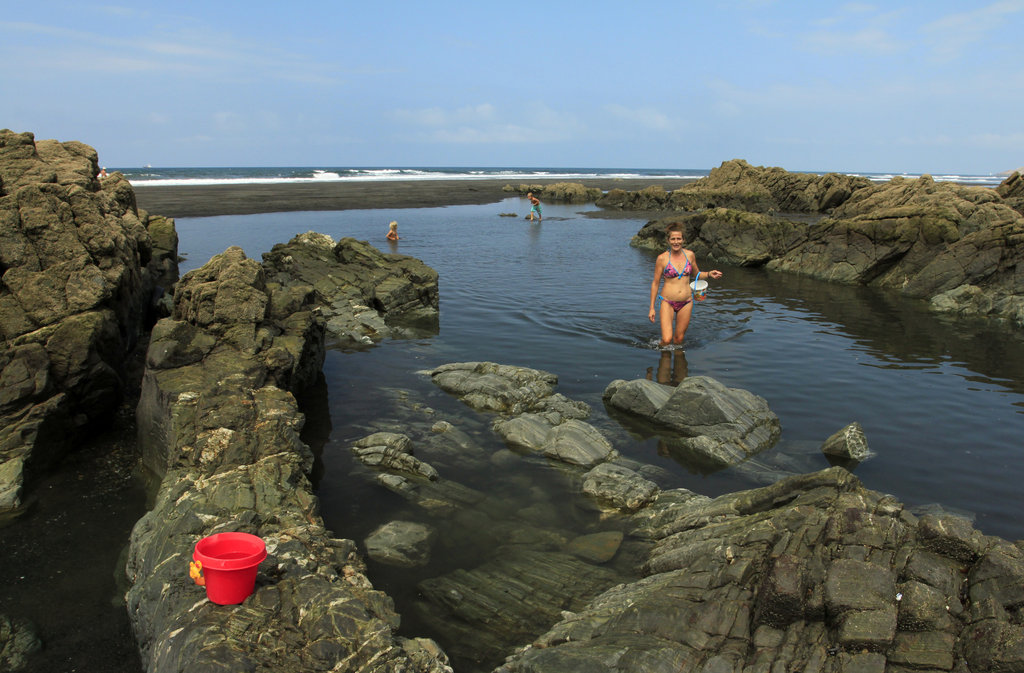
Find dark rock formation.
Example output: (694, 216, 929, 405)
(502, 182, 604, 203)
(996, 170, 1024, 215)
(0, 129, 176, 516)
(496, 466, 1024, 673)
(599, 159, 874, 213)
(262, 232, 439, 348)
(631, 171, 1024, 326)
(127, 246, 452, 672)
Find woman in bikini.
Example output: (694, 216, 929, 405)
(648, 222, 722, 347)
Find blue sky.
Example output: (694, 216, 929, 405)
(2, 1, 1022, 174)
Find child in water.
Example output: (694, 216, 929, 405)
(386, 221, 399, 241)
(527, 192, 542, 221)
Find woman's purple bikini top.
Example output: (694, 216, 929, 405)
(663, 254, 692, 279)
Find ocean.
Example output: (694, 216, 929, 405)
(115, 165, 1009, 188)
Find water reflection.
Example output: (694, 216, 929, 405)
(646, 349, 689, 386)
(726, 266, 1024, 395)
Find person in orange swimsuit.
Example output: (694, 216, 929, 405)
(648, 222, 722, 347)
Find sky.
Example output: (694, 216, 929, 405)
(2, 1, 1022, 174)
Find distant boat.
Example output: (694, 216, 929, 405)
(144, 164, 152, 168)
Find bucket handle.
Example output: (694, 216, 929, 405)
(189, 560, 206, 586)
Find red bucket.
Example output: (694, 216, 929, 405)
(191, 532, 266, 605)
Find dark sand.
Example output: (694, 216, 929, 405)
(133, 178, 698, 218)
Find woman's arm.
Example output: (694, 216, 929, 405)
(688, 249, 722, 279)
(649, 254, 666, 321)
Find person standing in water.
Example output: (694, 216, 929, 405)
(648, 222, 722, 347)
(386, 220, 399, 241)
(527, 192, 542, 221)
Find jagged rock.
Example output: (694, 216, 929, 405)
(581, 462, 660, 512)
(127, 246, 453, 673)
(604, 376, 781, 470)
(365, 520, 436, 567)
(996, 171, 1024, 215)
(601, 159, 873, 213)
(624, 163, 1024, 327)
(821, 421, 872, 462)
(262, 232, 439, 347)
(496, 467, 1024, 673)
(0, 613, 42, 672)
(0, 129, 176, 517)
(631, 208, 812, 267)
(351, 432, 440, 481)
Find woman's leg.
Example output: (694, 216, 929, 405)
(658, 300, 675, 346)
(672, 302, 693, 344)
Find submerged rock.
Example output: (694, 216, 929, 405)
(415, 548, 626, 669)
(351, 431, 440, 481)
(365, 520, 436, 568)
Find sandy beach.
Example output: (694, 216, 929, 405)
(133, 177, 698, 218)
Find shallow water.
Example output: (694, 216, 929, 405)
(175, 198, 1024, 668)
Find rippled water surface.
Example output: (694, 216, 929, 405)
(176, 198, 1024, 668)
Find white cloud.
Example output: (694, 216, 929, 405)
(390, 103, 580, 144)
(922, 0, 1024, 61)
(0, 19, 340, 85)
(604, 104, 675, 132)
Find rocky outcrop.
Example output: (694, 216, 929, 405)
(996, 170, 1024, 215)
(423, 361, 619, 467)
(502, 182, 604, 203)
(0, 129, 176, 516)
(261, 232, 439, 348)
(600, 159, 874, 214)
(496, 466, 1024, 673)
(603, 376, 782, 471)
(632, 172, 1024, 326)
(127, 246, 452, 673)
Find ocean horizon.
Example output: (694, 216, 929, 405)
(116, 165, 1009, 188)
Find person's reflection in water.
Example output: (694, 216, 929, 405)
(645, 349, 689, 386)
